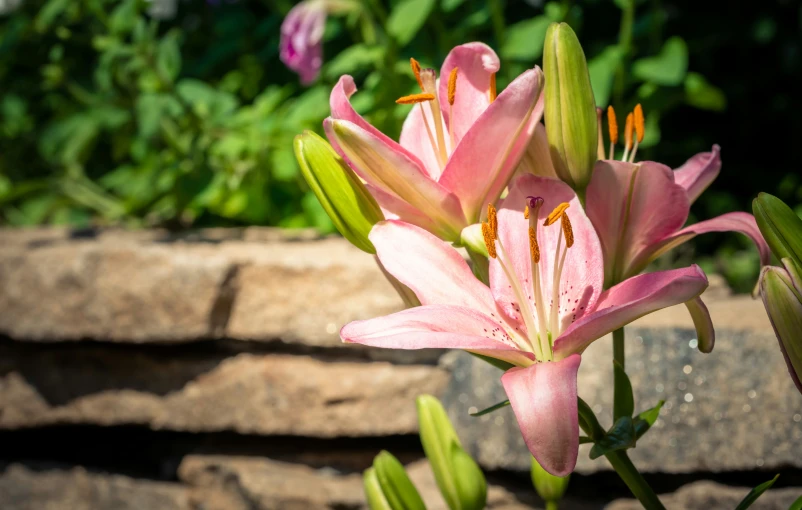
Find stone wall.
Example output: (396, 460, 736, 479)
(1, 228, 800, 509)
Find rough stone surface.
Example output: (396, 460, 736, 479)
(0, 464, 198, 510)
(442, 326, 802, 474)
(0, 348, 448, 437)
(0, 228, 402, 347)
(606, 481, 802, 509)
(0, 228, 769, 347)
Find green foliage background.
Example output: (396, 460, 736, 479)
(1, 0, 799, 290)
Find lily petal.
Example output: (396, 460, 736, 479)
(438, 42, 500, 143)
(439, 68, 544, 223)
(554, 265, 709, 358)
(684, 296, 714, 353)
(399, 99, 451, 180)
(501, 354, 581, 477)
(673, 145, 722, 205)
(586, 160, 690, 286)
(370, 220, 496, 314)
(325, 118, 466, 240)
(631, 212, 772, 278)
(516, 125, 558, 179)
(492, 174, 603, 331)
(341, 304, 534, 366)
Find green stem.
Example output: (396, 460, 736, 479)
(545, 501, 560, 510)
(604, 450, 666, 510)
(613, 0, 635, 105)
(578, 396, 665, 509)
(613, 327, 625, 370)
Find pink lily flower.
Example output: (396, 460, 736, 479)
(324, 43, 545, 242)
(280, 0, 327, 85)
(340, 174, 711, 476)
(585, 145, 771, 288)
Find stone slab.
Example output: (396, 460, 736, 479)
(441, 326, 802, 474)
(606, 480, 802, 509)
(0, 348, 448, 437)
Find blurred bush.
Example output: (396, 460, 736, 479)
(0, 0, 799, 289)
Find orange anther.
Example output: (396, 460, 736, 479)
(607, 105, 619, 144)
(396, 93, 435, 105)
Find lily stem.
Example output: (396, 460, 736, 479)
(613, 327, 625, 369)
(545, 501, 560, 510)
(604, 450, 666, 510)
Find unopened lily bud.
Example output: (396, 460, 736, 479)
(543, 22, 598, 194)
(294, 130, 384, 253)
(417, 395, 487, 510)
(364, 451, 426, 510)
(760, 259, 802, 394)
(531, 456, 571, 508)
(753, 193, 802, 269)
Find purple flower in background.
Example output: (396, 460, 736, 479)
(280, 1, 327, 85)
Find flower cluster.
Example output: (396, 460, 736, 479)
(294, 28, 769, 478)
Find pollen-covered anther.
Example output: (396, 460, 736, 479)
(482, 222, 497, 259)
(410, 58, 423, 90)
(529, 227, 540, 263)
(524, 205, 530, 220)
(396, 93, 435, 105)
(487, 203, 498, 239)
(448, 68, 458, 106)
(543, 202, 570, 226)
(561, 213, 574, 248)
(489, 73, 497, 103)
(634, 103, 645, 143)
(625, 112, 634, 150)
(607, 105, 618, 144)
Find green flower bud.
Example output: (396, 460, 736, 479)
(753, 192, 802, 269)
(760, 259, 802, 394)
(531, 456, 570, 508)
(543, 22, 598, 195)
(364, 451, 426, 510)
(294, 130, 384, 253)
(416, 394, 487, 510)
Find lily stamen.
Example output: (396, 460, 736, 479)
(489, 73, 497, 103)
(629, 103, 644, 163)
(622, 112, 634, 162)
(448, 67, 458, 148)
(596, 108, 606, 160)
(420, 68, 449, 169)
(410, 58, 424, 90)
(607, 105, 618, 160)
(543, 202, 572, 341)
(395, 93, 435, 104)
(526, 196, 550, 359)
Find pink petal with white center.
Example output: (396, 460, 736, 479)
(684, 296, 714, 353)
(643, 212, 771, 270)
(324, 118, 466, 241)
(341, 305, 534, 366)
(673, 145, 722, 205)
(399, 99, 451, 180)
(437, 42, 500, 143)
(370, 220, 497, 314)
(491, 175, 603, 333)
(586, 160, 690, 286)
(501, 354, 581, 477)
(438, 68, 544, 223)
(554, 265, 709, 358)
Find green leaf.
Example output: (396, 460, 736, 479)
(632, 37, 688, 86)
(469, 352, 515, 371)
(470, 400, 510, 417)
(157, 32, 182, 83)
(788, 495, 802, 510)
(589, 416, 636, 460)
(633, 400, 665, 440)
(324, 44, 385, 80)
(588, 46, 623, 107)
(734, 475, 780, 510)
(441, 0, 465, 12)
(578, 436, 593, 444)
(613, 360, 634, 421)
(501, 16, 552, 61)
(684, 72, 727, 111)
(34, 0, 72, 33)
(386, 0, 435, 47)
